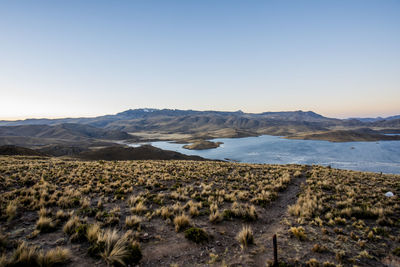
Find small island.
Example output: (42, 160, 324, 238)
(183, 140, 223, 150)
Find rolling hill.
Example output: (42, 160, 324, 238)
(0, 109, 399, 144)
(287, 128, 400, 142)
(0, 145, 47, 156)
(78, 145, 205, 161)
(0, 123, 137, 149)
(0, 123, 133, 140)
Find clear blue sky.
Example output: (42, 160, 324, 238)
(1, 0, 399, 119)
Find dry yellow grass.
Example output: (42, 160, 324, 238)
(63, 216, 80, 235)
(131, 202, 147, 214)
(236, 225, 254, 249)
(285, 165, 400, 265)
(38, 247, 71, 266)
(6, 200, 17, 221)
(86, 223, 101, 244)
(125, 215, 142, 229)
(1, 156, 397, 266)
(36, 216, 55, 233)
(289, 226, 307, 241)
(3, 242, 70, 266)
(173, 214, 191, 232)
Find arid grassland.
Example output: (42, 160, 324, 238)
(0, 156, 399, 266)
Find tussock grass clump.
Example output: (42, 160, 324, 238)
(38, 207, 50, 217)
(86, 223, 101, 244)
(209, 203, 218, 213)
(290, 226, 307, 241)
(57, 195, 81, 209)
(99, 229, 129, 265)
(209, 210, 223, 223)
(231, 202, 257, 221)
(334, 217, 346, 225)
(56, 210, 70, 221)
(288, 189, 318, 219)
(358, 250, 372, 259)
(189, 205, 199, 217)
(71, 224, 88, 242)
(311, 243, 327, 253)
(81, 197, 91, 209)
(156, 206, 173, 220)
(184, 227, 208, 243)
(63, 216, 80, 235)
(38, 247, 71, 266)
(131, 202, 147, 214)
(4, 242, 70, 267)
(236, 225, 254, 249)
(8, 241, 39, 266)
(251, 190, 277, 207)
(63, 216, 87, 242)
(173, 214, 190, 232)
(6, 200, 17, 221)
(185, 199, 202, 215)
(127, 195, 142, 207)
(125, 215, 142, 229)
(36, 216, 56, 233)
(98, 229, 142, 266)
(275, 172, 291, 191)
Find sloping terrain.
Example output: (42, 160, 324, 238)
(78, 145, 205, 161)
(1, 109, 399, 143)
(372, 118, 400, 127)
(287, 128, 400, 142)
(0, 157, 399, 266)
(0, 145, 47, 156)
(0, 123, 133, 140)
(0, 123, 137, 150)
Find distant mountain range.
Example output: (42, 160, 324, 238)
(0, 109, 336, 126)
(349, 115, 400, 122)
(1, 108, 399, 127)
(0, 109, 399, 152)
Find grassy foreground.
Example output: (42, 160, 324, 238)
(0, 156, 399, 266)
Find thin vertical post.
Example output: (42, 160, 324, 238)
(273, 234, 278, 266)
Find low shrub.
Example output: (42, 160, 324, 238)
(184, 227, 208, 243)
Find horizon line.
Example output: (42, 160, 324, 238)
(1, 108, 399, 121)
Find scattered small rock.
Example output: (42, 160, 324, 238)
(385, 191, 394, 197)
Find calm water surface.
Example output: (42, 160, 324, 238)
(127, 135, 400, 174)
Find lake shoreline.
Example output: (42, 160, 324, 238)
(123, 134, 400, 174)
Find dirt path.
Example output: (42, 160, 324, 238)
(249, 171, 308, 266)
(141, 169, 309, 267)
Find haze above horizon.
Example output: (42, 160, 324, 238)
(1, 1, 399, 120)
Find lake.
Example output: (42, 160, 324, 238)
(126, 135, 400, 174)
